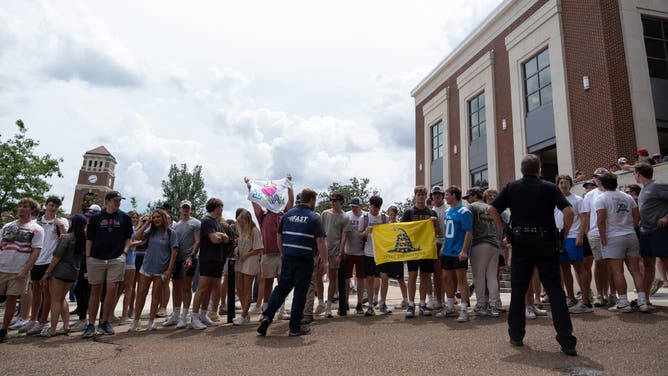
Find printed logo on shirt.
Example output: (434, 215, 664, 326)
(287, 215, 309, 223)
(100, 218, 122, 232)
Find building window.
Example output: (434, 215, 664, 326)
(431, 121, 443, 161)
(643, 17, 668, 79)
(468, 92, 486, 141)
(523, 49, 552, 113)
(471, 168, 488, 189)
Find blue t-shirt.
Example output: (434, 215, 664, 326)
(441, 204, 472, 257)
(141, 229, 179, 275)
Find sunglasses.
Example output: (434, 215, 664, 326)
(329, 198, 339, 202)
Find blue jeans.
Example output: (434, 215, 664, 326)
(263, 255, 313, 332)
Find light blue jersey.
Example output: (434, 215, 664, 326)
(442, 204, 472, 257)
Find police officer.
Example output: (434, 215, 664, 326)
(257, 188, 328, 336)
(488, 154, 577, 356)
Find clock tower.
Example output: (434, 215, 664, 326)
(70, 146, 117, 214)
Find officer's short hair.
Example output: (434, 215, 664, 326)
(634, 163, 653, 179)
(445, 185, 462, 201)
(369, 195, 383, 207)
(598, 172, 618, 191)
(520, 154, 541, 176)
(555, 174, 573, 187)
(300, 188, 317, 203)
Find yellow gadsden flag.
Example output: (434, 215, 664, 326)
(373, 219, 437, 265)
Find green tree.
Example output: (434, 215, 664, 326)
(314, 177, 379, 213)
(0, 120, 63, 213)
(160, 163, 207, 218)
(81, 192, 101, 213)
(393, 196, 415, 219)
(130, 196, 138, 211)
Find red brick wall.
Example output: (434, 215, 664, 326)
(560, 0, 636, 176)
(414, 0, 548, 188)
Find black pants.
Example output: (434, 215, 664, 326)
(508, 239, 577, 349)
(74, 268, 91, 321)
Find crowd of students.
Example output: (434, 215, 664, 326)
(1, 160, 667, 343)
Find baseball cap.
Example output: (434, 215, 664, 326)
(160, 202, 172, 212)
(105, 191, 125, 201)
(583, 180, 597, 188)
(350, 197, 362, 207)
(430, 186, 444, 195)
(653, 153, 662, 158)
(86, 204, 102, 217)
(179, 200, 192, 208)
(637, 148, 649, 156)
(617, 157, 628, 164)
(67, 214, 88, 225)
(592, 167, 608, 177)
(463, 187, 483, 199)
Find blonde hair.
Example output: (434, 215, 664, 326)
(235, 209, 256, 237)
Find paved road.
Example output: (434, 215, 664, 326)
(2, 286, 668, 376)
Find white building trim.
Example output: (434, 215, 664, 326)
(618, 0, 667, 154)
(456, 50, 498, 191)
(505, 0, 574, 178)
(423, 87, 450, 187)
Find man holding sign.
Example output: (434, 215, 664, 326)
(399, 185, 441, 318)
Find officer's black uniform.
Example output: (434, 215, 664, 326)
(491, 174, 577, 351)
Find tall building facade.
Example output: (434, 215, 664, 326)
(70, 146, 117, 214)
(412, 0, 668, 190)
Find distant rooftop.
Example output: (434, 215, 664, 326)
(86, 146, 113, 156)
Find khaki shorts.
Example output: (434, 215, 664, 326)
(0, 272, 29, 296)
(87, 256, 126, 285)
(260, 253, 281, 278)
(588, 235, 603, 261)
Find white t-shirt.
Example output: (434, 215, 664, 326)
(0, 220, 44, 274)
(360, 212, 387, 257)
(582, 188, 604, 236)
(593, 190, 637, 238)
(344, 211, 365, 256)
(35, 216, 69, 265)
(432, 203, 448, 244)
(554, 193, 583, 238)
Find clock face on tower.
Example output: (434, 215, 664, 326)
(88, 174, 98, 184)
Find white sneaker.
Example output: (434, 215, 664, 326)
(233, 315, 250, 325)
(200, 312, 218, 327)
(314, 302, 326, 316)
(472, 304, 488, 316)
(528, 305, 547, 316)
(9, 318, 28, 331)
(426, 296, 436, 310)
(190, 314, 207, 330)
(18, 320, 36, 333)
(176, 315, 187, 329)
(435, 307, 455, 318)
(569, 301, 593, 314)
(249, 306, 262, 314)
(456, 310, 469, 322)
(70, 319, 88, 332)
(162, 314, 178, 327)
(525, 307, 537, 320)
(27, 321, 45, 335)
(127, 320, 140, 332)
(147, 321, 158, 331)
(277, 308, 290, 320)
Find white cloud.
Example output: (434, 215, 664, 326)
(0, 0, 505, 215)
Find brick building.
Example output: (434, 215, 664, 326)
(411, 0, 668, 190)
(70, 146, 117, 214)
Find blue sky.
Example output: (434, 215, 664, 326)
(0, 0, 503, 217)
